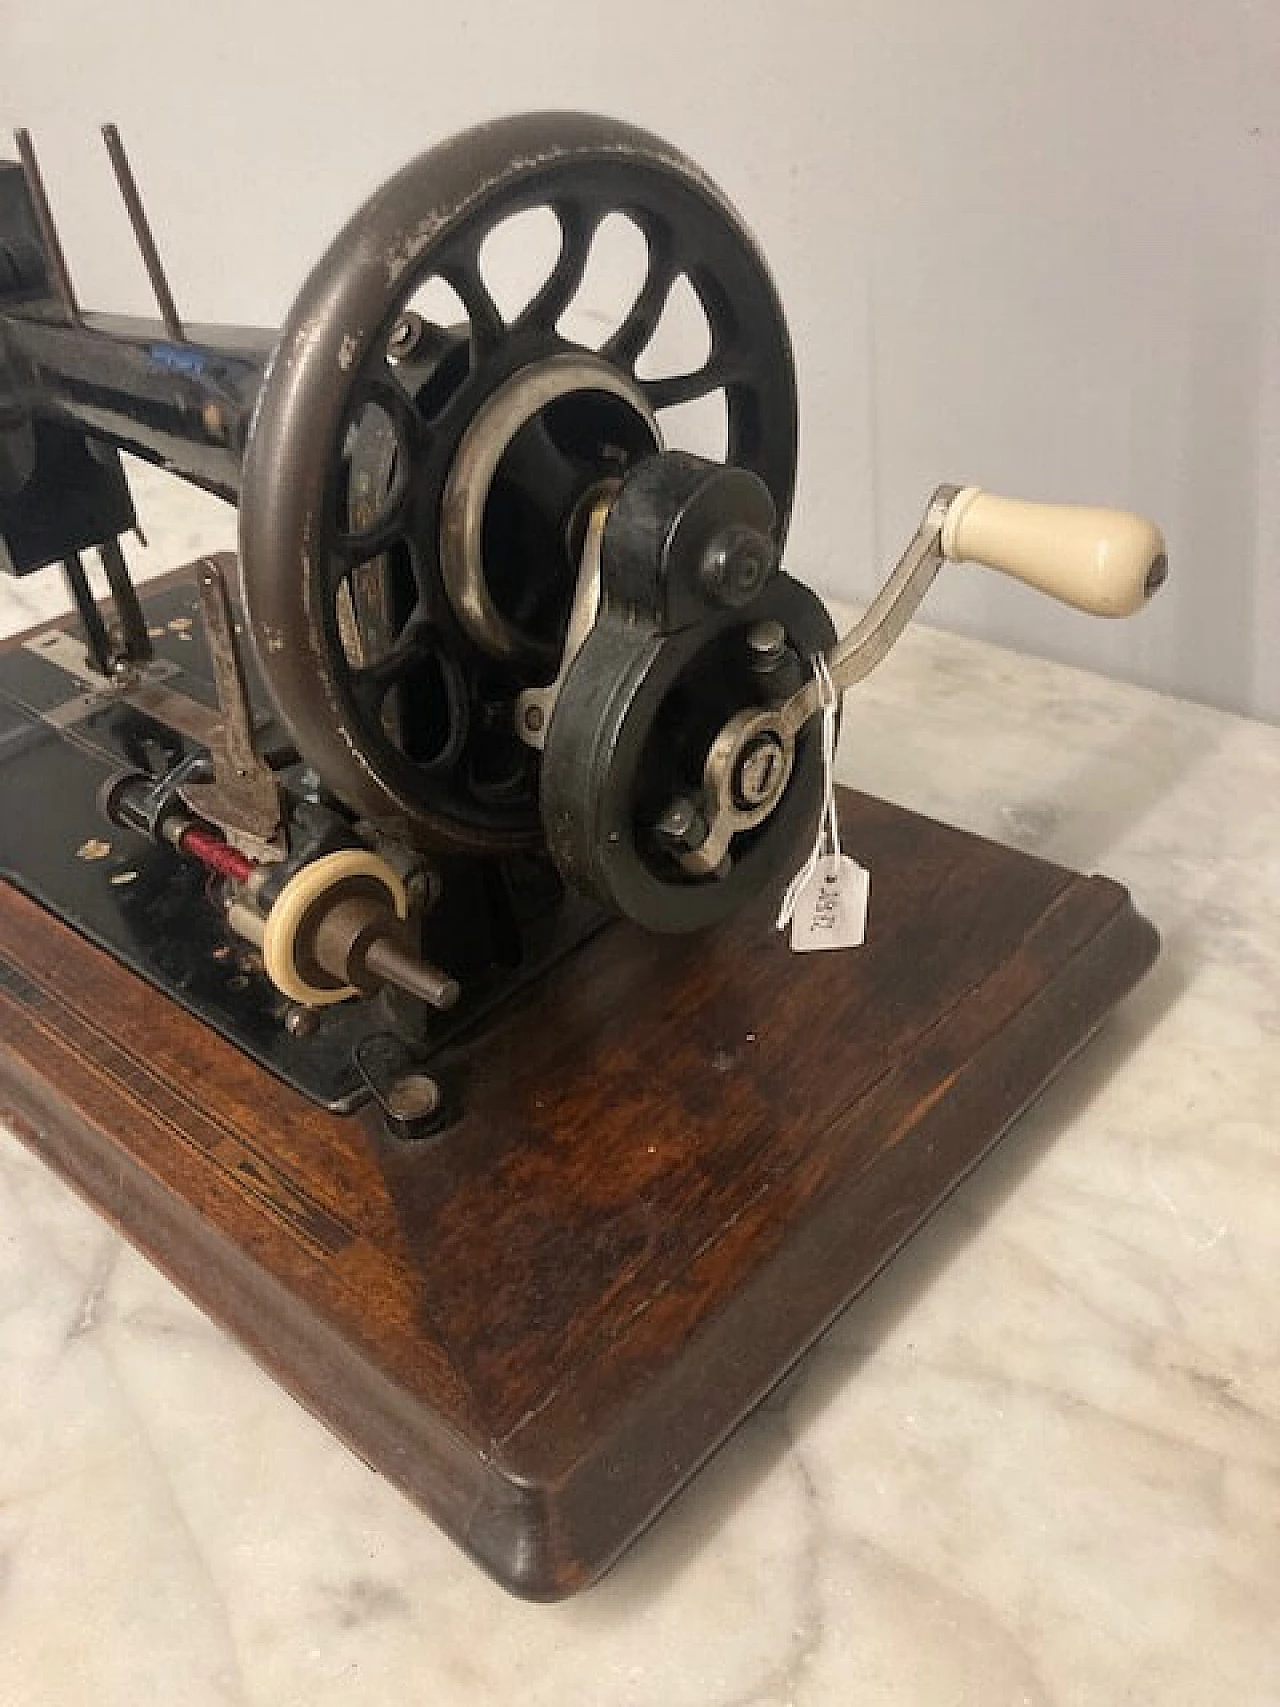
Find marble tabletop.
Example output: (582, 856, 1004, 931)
(0, 465, 1276, 1706)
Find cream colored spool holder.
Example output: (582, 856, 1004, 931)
(257, 848, 408, 1006)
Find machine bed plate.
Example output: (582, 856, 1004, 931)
(0, 578, 595, 1111)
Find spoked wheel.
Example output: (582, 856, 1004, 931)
(239, 111, 799, 853)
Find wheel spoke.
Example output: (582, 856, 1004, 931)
(348, 630, 471, 773)
(441, 254, 506, 364)
(348, 660, 394, 720)
(515, 200, 598, 331)
(364, 365, 424, 451)
(602, 224, 679, 368)
(641, 359, 738, 412)
(348, 638, 422, 711)
(336, 507, 406, 563)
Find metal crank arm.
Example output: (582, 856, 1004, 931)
(689, 484, 1167, 879)
(515, 489, 614, 751)
(779, 483, 1169, 739)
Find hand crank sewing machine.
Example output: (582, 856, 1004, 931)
(0, 113, 1163, 1596)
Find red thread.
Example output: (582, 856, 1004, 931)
(179, 825, 257, 884)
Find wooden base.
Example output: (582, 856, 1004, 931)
(0, 790, 1157, 1598)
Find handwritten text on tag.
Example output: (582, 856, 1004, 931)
(789, 855, 870, 953)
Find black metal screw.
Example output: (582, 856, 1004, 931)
(698, 525, 776, 609)
(284, 1003, 321, 1039)
(745, 617, 803, 704)
(388, 311, 424, 361)
(653, 795, 710, 854)
(746, 618, 787, 671)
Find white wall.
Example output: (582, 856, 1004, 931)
(2, 0, 1276, 720)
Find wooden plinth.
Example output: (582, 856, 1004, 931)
(0, 791, 1157, 1598)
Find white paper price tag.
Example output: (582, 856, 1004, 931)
(788, 855, 870, 953)
(775, 654, 870, 954)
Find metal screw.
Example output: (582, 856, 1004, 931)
(284, 1003, 321, 1039)
(733, 733, 787, 809)
(109, 651, 140, 688)
(746, 618, 787, 670)
(522, 702, 545, 733)
(699, 525, 776, 610)
(653, 795, 710, 853)
(388, 312, 424, 361)
(404, 864, 444, 913)
(385, 1070, 442, 1122)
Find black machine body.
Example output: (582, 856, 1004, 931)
(0, 114, 836, 1128)
(0, 114, 1166, 1129)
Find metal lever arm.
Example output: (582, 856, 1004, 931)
(178, 553, 283, 853)
(781, 483, 1167, 737)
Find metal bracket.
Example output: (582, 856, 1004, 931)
(514, 491, 612, 750)
(353, 1032, 449, 1141)
(177, 552, 284, 857)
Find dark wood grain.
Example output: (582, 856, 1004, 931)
(0, 793, 1157, 1597)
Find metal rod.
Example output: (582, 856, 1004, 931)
(225, 898, 267, 949)
(365, 936, 461, 1011)
(100, 123, 186, 342)
(98, 534, 153, 664)
(60, 554, 113, 674)
(12, 128, 82, 324)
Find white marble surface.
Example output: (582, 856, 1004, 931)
(0, 463, 1277, 1705)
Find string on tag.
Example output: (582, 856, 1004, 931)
(776, 651, 841, 930)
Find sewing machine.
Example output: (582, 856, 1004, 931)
(0, 112, 1162, 1595)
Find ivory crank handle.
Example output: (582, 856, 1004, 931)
(939, 486, 1168, 618)
(779, 483, 1167, 736)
